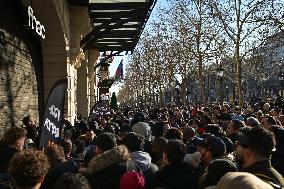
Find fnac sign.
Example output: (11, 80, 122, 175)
(28, 6, 45, 39)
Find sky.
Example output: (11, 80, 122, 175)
(108, 0, 168, 94)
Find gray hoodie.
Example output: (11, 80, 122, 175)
(131, 151, 155, 172)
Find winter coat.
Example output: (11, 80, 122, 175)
(271, 145, 284, 177)
(41, 159, 78, 189)
(242, 159, 284, 187)
(0, 143, 19, 173)
(130, 151, 158, 189)
(152, 162, 197, 189)
(85, 145, 137, 189)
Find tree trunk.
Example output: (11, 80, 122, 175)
(236, 55, 243, 107)
(198, 59, 207, 106)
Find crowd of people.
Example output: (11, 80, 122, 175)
(0, 96, 284, 189)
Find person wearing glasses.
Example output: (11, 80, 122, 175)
(235, 126, 284, 187)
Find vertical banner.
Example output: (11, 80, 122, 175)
(88, 100, 109, 122)
(40, 79, 67, 148)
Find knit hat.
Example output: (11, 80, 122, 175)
(132, 122, 152, 141)
(246, 117, 260, 127)
(120, 171, 145, 189)
(205, 159, 238, 186)
(205, 172, 274, 189)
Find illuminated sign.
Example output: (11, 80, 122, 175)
(28, 6, 45, 39)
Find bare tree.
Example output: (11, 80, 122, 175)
(209, 0, 284, 106)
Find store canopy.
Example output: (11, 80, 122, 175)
(80, 0, 156, 52)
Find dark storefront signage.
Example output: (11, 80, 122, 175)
(40, 79, 67, 148)
(88, 100, 109, 122)
(28, 6, 45, 39)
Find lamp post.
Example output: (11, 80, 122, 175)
(279, 71, 284, 97)
(225, 85, 229, 103)
(175, 80, 180, 106)
(217, 64, 224, 105)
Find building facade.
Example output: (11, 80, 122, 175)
(0, 0, 99, 133)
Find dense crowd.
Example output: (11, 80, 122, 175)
(0, 96, 284, 189)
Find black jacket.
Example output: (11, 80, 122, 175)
(41, 159, 78, 189)
(0, 143, 19, 173)
(271, 145, 284, 177)
(152, 163, 197, 189)
(242, 159, 284, 187)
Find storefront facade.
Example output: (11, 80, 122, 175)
(0, 0, 98, 132)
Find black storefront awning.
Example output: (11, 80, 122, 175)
(80, 0, 156, 52)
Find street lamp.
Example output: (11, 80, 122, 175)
(225, 85, 229, 103)
(279, 71, 284, 97)
(217, 64, 224, 105)
(175, 80, 180, 106)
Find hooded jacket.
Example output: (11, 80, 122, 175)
(131, 151, 158, 189)
(85, 145, 137, 189)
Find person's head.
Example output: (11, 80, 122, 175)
(205, 124, 222, 136)
(235, 126, 276, 168)
(269, 126, 284, 147)
(204, 158, 238, 187)
(44, 144, 65, 167)
(270, 108, 281, 117)
(206, 172, 274, 189)
(1, 127, 27, 151)
(151, 122, 165, 138)
(260, 115, 276, 130)
(54, 173, 90, 189)
(22, 116, 32, 127)
(62, 140, 72, 157)
(151, 137, 168, 162)
(233, 106, 242, 115)
(219, 113, 232, 126)
(263, 103, 270, 111)
(96, 132, 117, 155)
(132, 123, 152, 141)
(122, 132, 144, 152)
(182, 127, 195, 143)
(194, 135, 226, 164)
(203, 107, 211, 116)
(245, 117, 260, 127)
(85, 130, 95, 142)
(226, 120, 245, 136)
(163, 139, 186, 165)
(8, 150, 50, 189)
(164, 128, 183, 140)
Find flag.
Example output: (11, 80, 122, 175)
(115, 59, 123, 79)
(40, 79, 67, 148)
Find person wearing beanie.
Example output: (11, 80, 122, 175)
(246, 117, 260, 127)
(205, 172, 274, 189)
(236, 126, 284, 187)
(95, 132, 117, 155)
(204, 158, 238, 187)
(120, 171, 145, 189)
(132, 121, 153, 154)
